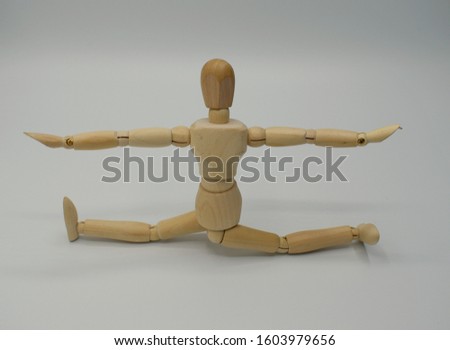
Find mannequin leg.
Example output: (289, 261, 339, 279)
(63, 197, 204, 242)
(207, 223, 379, 254)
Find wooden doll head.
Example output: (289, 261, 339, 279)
(201, 59, 235, 110)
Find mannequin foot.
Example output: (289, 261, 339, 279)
(63, 197, 79, 242)
(356, 223, 380, 245)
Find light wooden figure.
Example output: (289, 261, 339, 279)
(26, 59, 401, 255)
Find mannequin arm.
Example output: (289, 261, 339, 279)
(248, 125, 401, 147)
(25, 126, 190, 150)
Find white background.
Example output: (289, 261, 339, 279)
(1, 0, 449, 329)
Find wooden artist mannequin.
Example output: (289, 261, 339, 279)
(26, 59, 400, 254)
